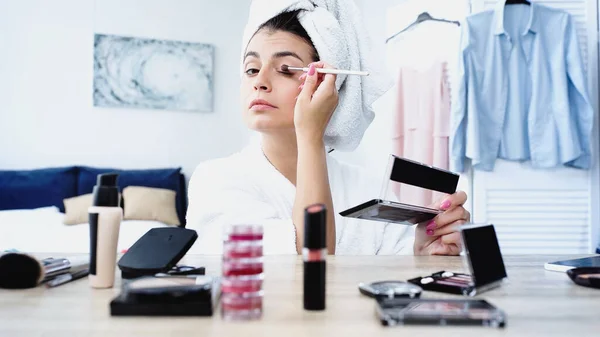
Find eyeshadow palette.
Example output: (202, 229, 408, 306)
(408, 224, 508, 296)
(408, 271, 475, 296)
(376, 297, 506, 328)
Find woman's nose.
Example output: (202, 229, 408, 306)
(253, 70, 271, 92)
(254, 83, 269, 91)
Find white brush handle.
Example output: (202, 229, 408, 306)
(287, 66, 369, 76)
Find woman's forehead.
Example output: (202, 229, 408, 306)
(245, 30, 313, 62)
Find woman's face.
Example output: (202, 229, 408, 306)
(241, 29, 315, 132)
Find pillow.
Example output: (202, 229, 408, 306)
(77, 167, 186, 225)
(63, 194, 93, 225)
(122, 186, 180, 226)
(0, 167, 78, 212)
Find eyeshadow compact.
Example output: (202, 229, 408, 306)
(567, 267, 600, 289)
(375, 297, 506, 328)
(408, 271, 475, 295)
(408, 224, 508, 296)
(359, 281, 422, 299)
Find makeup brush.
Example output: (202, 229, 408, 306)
(0, 253, 90, 289)
(281, 64, 369, 76)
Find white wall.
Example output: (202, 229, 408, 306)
(0, 0, 467, 185)
(0, 0, 252, 178)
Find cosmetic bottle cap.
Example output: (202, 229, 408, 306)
(92, 173, 120, 207)
(304, 204, 326, 249)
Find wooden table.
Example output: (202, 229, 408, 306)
(1, 255, 599, 337)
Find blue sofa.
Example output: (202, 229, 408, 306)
(0, 166, 187, 226)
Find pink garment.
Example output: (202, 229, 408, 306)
(392, 62, 451, 207)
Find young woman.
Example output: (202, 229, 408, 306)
(186, 11, 470, 255)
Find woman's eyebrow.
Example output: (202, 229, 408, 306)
(244, 51, 259, 61)
(272, 51, 304, 62)
(243, 50, 305, 63)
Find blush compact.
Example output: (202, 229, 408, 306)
(567, 267, 600, 289)
(408, 224, 508, 296)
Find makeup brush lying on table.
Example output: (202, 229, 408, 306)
(281, 64, 370, 76)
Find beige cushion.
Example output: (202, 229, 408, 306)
(63, 194, 93, 225)
(122, 186, 180, 226)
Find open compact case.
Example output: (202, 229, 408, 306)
(408, 224, 508, 296)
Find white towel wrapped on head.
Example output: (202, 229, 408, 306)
(241, 0, 394, 151)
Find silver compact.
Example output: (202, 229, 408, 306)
(359, 281, 422, 299)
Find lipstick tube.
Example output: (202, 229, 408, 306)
(303, 204, 327, 311)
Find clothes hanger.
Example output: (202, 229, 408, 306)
(505, 0, 531, 5)
(385, 12, 460, 44)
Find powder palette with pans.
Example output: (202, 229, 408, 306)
(567, 267, 600, 289)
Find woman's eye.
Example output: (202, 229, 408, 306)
(245, 68, 259, 76)
(278, 69, 294, 76)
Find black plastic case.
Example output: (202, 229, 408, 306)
(567, 267, 600, 289)
(339, 155, 459, 225)
(117, 227, 198, 279)
(376, 298, 506, 328)
(408, 224, 508, 296)
(340, 199, 441, 225)
(110, 275, 220, 316)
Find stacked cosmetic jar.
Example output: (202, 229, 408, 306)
(221, 224, 264, 320)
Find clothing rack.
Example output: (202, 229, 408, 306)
(505, 0, 531, 5)
(386, 12, 460, 44)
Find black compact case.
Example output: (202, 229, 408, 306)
(110, 275, 221, 316)
(376, 297, 506, 328)
(339, 156, 459, 225)
(567, 267, 600, 289)
(408, 224, 508, 296)
(118, 227, 198, 279)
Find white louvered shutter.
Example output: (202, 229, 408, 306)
(469, 0, 599, 254)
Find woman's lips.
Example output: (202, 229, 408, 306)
(249, 99, 277, 111)
(250, 104, 277, 111)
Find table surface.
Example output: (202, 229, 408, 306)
(1, 254, 600, 337)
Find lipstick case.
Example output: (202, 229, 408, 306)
(303, 204, 327, 311)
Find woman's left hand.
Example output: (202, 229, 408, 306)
(413, 191, 470, 256)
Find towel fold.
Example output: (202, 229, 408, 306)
(241, 0, 394, 151)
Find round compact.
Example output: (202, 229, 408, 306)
(358, 281, 422, 299)
(567, 267, 600, 290)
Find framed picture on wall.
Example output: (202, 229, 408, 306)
(93, 34, 214, 112)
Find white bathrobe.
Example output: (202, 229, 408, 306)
(186, 141, 415, 255)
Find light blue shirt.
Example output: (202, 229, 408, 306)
(451, 2, 594, 172)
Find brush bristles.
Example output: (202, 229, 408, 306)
(0, 253, 43, 289)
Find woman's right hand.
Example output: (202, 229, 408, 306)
(294, 62, 339, 143)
